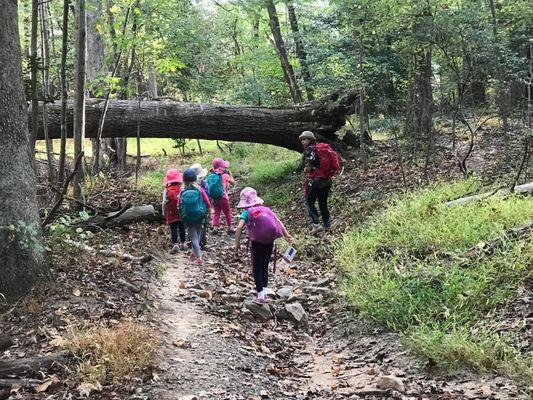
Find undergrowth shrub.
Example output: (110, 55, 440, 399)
(67, 320, 157, 384)
(338, 178, 533, 379)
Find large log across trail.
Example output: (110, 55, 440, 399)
(35, 92, 357, 151)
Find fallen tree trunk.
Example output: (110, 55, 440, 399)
(0, 352, 70, 378)
(83, 204, 163, 229)
(444, 182, 533, 206)
(35, 92, 358, 151)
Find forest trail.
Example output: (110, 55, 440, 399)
(146, 230, 525, 400)
(150, 252, 283, 399)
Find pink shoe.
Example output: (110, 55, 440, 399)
(189, 252, 196, 259)
(252, 297, 265, 305)
(196, 258, 204, 266)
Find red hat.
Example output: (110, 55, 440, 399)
(163, 169, 183, 186)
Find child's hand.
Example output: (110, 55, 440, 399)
(285, 234, 293, 244)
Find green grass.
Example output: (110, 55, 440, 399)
(338, 178, 533, 380)
(35, 138, 224, 158)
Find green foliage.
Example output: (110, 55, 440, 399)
(338, 179, 533, 377)
(1, 221, 43, 253)
(46, 212, 94, 242)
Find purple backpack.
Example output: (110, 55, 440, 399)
(246, 206, 283, 244)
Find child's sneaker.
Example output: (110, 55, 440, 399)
(195, 258, 204, 266)
(252, 297, 265, 304)
(170, 244, 180, 253)
(227, 228, 236, 235)
(189, 251, 196, 259)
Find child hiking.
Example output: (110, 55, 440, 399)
(234, 187, 292, 304)
(190, 163, 210, 248)
(299, 130, 340, 231)
(180, 168, 211, 266)
(207, 157, 235, 235)
(162, 169, 186, 252)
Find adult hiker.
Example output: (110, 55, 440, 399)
(299, 130, 340, 231)
(207, 157, 235, 235)
(234, 187, 292, 304)
(180, 168, 211, 266)
(162, 169, 186, 252)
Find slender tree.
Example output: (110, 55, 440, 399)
(265, 0, 303, 104)
(39, 2, 57, 182)
(29, 0, 39, 155)
(0, 0, 44, 300)
(286, 0, 313, 100)
(58, 0, 70, 184)
(87, 0, 106, 173)
(73, 0, 87, 201)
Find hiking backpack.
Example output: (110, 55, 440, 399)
(246, 206, 283, 244)
(206, 173, 224, 200)
(179, 187, 207, 223)
(314, 143, 340, 179)
(200, 179, 210, 198)
(165, 185, 181, 222)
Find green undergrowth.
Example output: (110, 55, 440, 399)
(337, 178, 533, 381)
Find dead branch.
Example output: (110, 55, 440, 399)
(65, 240, 152, 264)
(445, 181, 533, 206)
(0, 352, 70, 378)
(41, 151, 83, 227)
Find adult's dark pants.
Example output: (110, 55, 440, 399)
(306, 179, 331, 228)
(251, 241, 274, 293)
(169, 221, 186, 244)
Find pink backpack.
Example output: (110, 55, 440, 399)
(246, 206, 283, 244)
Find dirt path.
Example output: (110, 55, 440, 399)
(150, 254, 283, 400)
(148, 239, 526, 400)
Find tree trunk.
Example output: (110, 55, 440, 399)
(405, 47, 433, 156)
(36, 92, 358, 151)
(265, 0, 303, 104)
(29, 0, 39, 156)
(58, 0, 69, 184)
(73, 0, 86, 201)
(0, 0, 44, 301)
(286, 0, 313, 101)
(39, 3, 57, 182)
(87, 0, 106, 174)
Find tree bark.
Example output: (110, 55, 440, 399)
(39, 3, 57, 182)
(405, 47, 433, 155)
(36, 92, 358, 151)
(0, 0, 44, 301)
(73, 0, 87, 201)
(266, 0, 303, 104)
(286, 0, 313, 101)
(29, 0, 39, 155)
(87, 0, 106, 174)
(0, 352, 70, 378)
(58, 0, 70, 184)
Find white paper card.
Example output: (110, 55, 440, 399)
(283, 246, 297, 262)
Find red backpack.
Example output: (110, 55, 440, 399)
(314, 143, 340, 179)
(165, 185, 181, 224)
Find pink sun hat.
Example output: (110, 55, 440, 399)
(212, 157, 230, 170)
(163, 169, 183, 186)
(237, 187, 264, 208)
